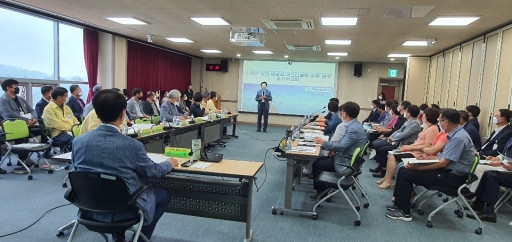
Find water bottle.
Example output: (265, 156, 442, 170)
(295, 129, 300, 140)
(162, 119, 167, 127)
(291, 125, 295, 131)
(286, 137, 292, 151)
(123, 125, 128, 135)
(191, 114, 194, 122)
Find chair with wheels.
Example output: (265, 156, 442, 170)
(150, 115, 160, 124)
(413, 155, 483, 234)
(64, 171, 149, 242)
(134, 118, 152, 124)
(311, 147, 366, 226)
(0, 119, 53, 180)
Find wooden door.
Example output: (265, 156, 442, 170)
(381, 86, 395, 102)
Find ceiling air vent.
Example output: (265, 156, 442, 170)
(263, 19, 314, 30)
(285, 45, 321, 51)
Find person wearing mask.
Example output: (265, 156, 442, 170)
(373, 103, 389, 125)
(35, 85, 53, 122)
(459, 110, 482, 151)
(160, 89, 188, 122)
(478, 109, 512, 159)
(363, 100, 380, 123)
(308, 102, 367, 200)
(80, 88, 132, 134)
(183, 83, 194, 108)
(378, 92, 386, 104)
(141, 91, 160, 116)
(122, 89, 130, 100)
(178, 92, 190, 115)
(323, 101, 341, 138)
(67, 84, 86, 121)
(201, 90, 210, 110)
(127, 88, 150, 120)
(417, 103, 429, 126)
(82, 84, 102, 118)
(189, 92, 205, 118)
(466, 105, 481, 132)
(205, 91, 221, 115)
(324, 98, 339, 122)
(42, 87, 79, 147)
(161, 90, 169, 105)
(386, 109, 475, 221)
(255, 82, 272, 132)
(72, 89, 179, 241)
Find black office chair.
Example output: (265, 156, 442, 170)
(64, 171, 149, 242)
(311, 147, 366, 226)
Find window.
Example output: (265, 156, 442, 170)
(59, 23, 87, 81)
(0, 8, 54, 79)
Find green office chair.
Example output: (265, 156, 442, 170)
(312, 147, 365, 226)
(0, 119, 53, 180)
(71, 124, 82, 138)
(151, 115, 161, 124)
(134, 118, 152, 124)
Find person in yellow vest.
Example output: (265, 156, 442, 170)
(205, 91, 220, 114)
(42, 87, 79, 147)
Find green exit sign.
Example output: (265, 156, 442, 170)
(388, 69, 399, 77)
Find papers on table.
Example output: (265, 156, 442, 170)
(303, 124, 323, 130)
(303, 133, 328, 142)
(402, 158, 439, 165)
(189, 161, 211, 169)
(148, 153, 170, 164)
(388, 150, 412, 155)
(479, 160, 491, 165)
(291, 146, 317, 153)
(298, 141, 318, 147)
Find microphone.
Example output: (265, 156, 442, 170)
(221, 104, 233, 115)
(311, 106, 326, 115)
(309, 111, 326, 122)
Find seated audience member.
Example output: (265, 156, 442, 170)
(161, 90, 169, 105)
(323, 98, 339, 122)
(466, 162, 512, 223)
(161, 89, 188, 122)
(127, 88, 150, 120)
(308, 101, 367, 200)
(368, 101, 409, 158)
(201, 90, 210, 110)
(72, 89, 179, 241)
(430, 104, 440, 110)
(67, 84, 86, 121)
(374, 103, 389, 125)
(42, 87, 79, 147)
(459, 110, 482, 150)
(122, 88, 130, 100)
(378, 101, 394, 127)
(368, 104, 399, 145)
(141, 91, 160, 116)
(189, 92, 205, 118)
(81, 88, 132, 134)
(323, 101, 341, 138)
(478, 109, 512, 159)
(363, 100, 380, 123)
(386, 109, 475, 221)
(466, 105, 481, 132)
(82, 84, 102, 118)
(417, 103, 429, 126)
(376, 108, 440, 188)
(35, 85, 53, 122)
(370, 105, 422, 177)
(178, 92, 190, 115)
(205, 91, 220, 114)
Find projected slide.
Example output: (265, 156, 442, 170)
(239, 60, 337, 115)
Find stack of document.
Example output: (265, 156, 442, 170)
(291, 146, 317, 153)
(402, 158, 439, 165)
(303, 133, 329, 142)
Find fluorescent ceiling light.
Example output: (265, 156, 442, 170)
(201, 49, 222, 53)
(190, 17, 229, 25)
(236, 54, 241, 57)
(335, 57, 340, 60)
(387, 53, 411, 58)
(252, 50, 273, 54)
(284, 55, 289, 58)
(321, 17, 357, 26)
(166, 38, 193, 43)
(325, 40, 352, 45)
(106, 17, 147, 25)
(429, 17, 479, 26)
(327, 52, 348, 56)
(390, 58, 396, 61)
(403, 41, 428, 46)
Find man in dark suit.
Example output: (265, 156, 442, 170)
(478, 109, 512, 159)
(255, 81, 272, 132)
(35, 85, 53, 122)
(459, 110, 482, 150)
(363, 100, 380, 123)
(466, 105, 481, 132)
(67, 84, 86, 121)
(141, 91, 160, 116)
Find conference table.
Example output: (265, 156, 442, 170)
(54, 153, 263, 242)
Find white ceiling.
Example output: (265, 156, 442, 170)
(6, 0, 512, 63)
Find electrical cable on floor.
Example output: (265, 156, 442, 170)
(234, 123, 280, 142)
(254, 147, 273, 192)
(0, 203, 71, 238)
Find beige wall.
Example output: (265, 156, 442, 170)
(405, 57, 429, 105)
(420, 23, 512, 138)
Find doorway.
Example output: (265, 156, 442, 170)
(378, 78, 404, 102)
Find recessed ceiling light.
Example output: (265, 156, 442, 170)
(325, 40, 352, 45)
(387, 54, 411, 58)
(321, 17, 357, 26)
(403, 41, 428, 46)
(284, 55, 289, 58)
(252, 50, 273, 54)
(201, 50, 222, 53)
(390, 58, 395, 61)
(429, 17, 479, 26)
(190, 17, 229, 25)
(327, 52, 348, 56)
(335, 57, 340, 60)
(236, 54, 241, 57)
(106, 17, 147, 25)
(166, 38, 193, 43)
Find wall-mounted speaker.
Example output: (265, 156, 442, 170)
(221, 59, 228, 72)
(354, 63, 362, 77)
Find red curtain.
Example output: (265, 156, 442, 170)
(127, 41, 191, 97)
(83, 28, 99, 103)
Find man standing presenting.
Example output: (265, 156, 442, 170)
(67, 84, 86, 121)
(255, 82, 272, 132)
(72, 89, 179, 241)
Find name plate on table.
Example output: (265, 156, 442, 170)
(140, 128, 153, 137)
(165, 147, 191, 158)
(152, 125, 164, 134)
